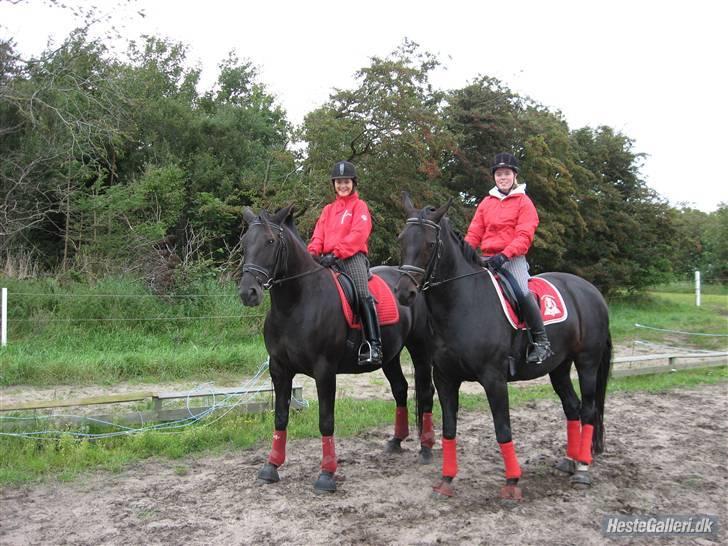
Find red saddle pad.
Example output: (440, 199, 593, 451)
(331, 271, 400, 330)
(486, 272, 568, 330)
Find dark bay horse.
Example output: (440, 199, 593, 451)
(396, 194, 612, 499)
(238, 205, 435, 493)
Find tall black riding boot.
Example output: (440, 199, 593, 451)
(358, 296, 383, 366)
(518, 293, 554, 364)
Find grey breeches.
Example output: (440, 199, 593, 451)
(501, 255, 531, 296)
(338, 252, 371, 299)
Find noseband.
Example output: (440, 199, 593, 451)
(398, 217, 442, 291)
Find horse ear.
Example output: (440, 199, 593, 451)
(402, 192, 417, 217)
(432, 198, 452, 223)
(242, 207, 257, 225)
(272, 204, 295, 225)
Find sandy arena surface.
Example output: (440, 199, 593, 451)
(1, 381, 726, 545)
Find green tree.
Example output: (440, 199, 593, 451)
(299, 40, 454, 263)
(564, 126, 675, 295)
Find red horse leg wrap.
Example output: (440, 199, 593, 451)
(321, 435, 337, 473)
(420, 412, 435, 448)
(268, 430, 286, 466)
(578, 424, 594, 465)
(566, 420, 581, 460)
(394, 407, 409, 440)
(441, 437, 458, 478)
(499, 441, 522, 480)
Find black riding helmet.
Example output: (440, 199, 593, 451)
(490, 153, 519, 176)
(331, 160, 357, 183)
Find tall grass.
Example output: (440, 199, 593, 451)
(0, 277, 268, 386)
(609, 289, 727, 351)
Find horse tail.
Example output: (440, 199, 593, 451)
(593, 332, 612, 454)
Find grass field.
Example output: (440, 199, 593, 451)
(1, 279, 726, 387)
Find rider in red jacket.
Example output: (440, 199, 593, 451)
(308, 161, 382, 366)
(465, 152, 553, 365)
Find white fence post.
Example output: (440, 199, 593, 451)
(695, 271, 701, 307)
(1, 287, 6, 347)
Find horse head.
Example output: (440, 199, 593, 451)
(238, 205, 295, 306)
(396, 192, 451, 306)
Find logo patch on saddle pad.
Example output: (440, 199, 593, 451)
(486, 271, 568, 329)
(331, 271, 400, 329)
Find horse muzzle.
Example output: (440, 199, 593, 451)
(395, 274, 418, 307)
(239, 273, 264, 306)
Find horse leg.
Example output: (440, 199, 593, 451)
(313, 372, 338, 493)
(549, 360, 581, 476)
(257, 360, 294, 485)
(571, 352, 600, 488)
(409, 344, 436, 464)
(382, 354, 409, 455)
(431, 365, 460, 498)
(482, 372, 523, 501)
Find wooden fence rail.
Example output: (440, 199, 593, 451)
(612, 352, 727, 377)
(0, 385, 304, 428)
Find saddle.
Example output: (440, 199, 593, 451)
(331, 271, 400, 329)
(486, 270, 568, 330)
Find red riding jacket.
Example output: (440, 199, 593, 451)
(307, 192, 372, 259)
(464, 185, 539, 258)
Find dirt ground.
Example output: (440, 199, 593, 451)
(1, 382, 726, 545)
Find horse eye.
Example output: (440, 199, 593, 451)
(428, 241, 435, 248)
(267, 238, 275, 245)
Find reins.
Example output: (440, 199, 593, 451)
(399, 217, 489, 291)
(242, 219, 324, 289)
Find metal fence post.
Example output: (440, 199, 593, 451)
(695, 271, 701, 307)
(1, 287, 7, 347)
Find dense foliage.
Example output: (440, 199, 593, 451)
(2, 30, 725, 295)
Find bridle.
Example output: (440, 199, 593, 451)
(242, 219, 322, 289)
(399, 216, 489, 291)
(398, 217, 443, 291)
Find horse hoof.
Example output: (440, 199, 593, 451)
(256, 462, 280, 485)
(314, 471, 337, 493)
(431, 478, 455, 498)
(499, 484, 523, 501)
(553, 457, 576, 475)
(571, 470, 592, 488)
(384, 437, 404, 454)
(418, 446, 433, 465)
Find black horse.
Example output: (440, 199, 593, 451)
(396, 195, 611, 499)
(238, 205, 435, 493)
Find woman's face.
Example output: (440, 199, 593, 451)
(334, 178, 354, 197)
(494, 168, 517, 194)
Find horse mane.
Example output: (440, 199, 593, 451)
(441, 217, 480, 267)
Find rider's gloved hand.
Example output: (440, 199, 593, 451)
(319, 253, 338, 268)
(485, 253, 509, 271)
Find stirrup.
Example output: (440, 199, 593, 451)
(358, 340, 382, 366)
(527, 342, 553, 365)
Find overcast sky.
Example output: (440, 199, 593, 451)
(2, 0, 726, 211)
